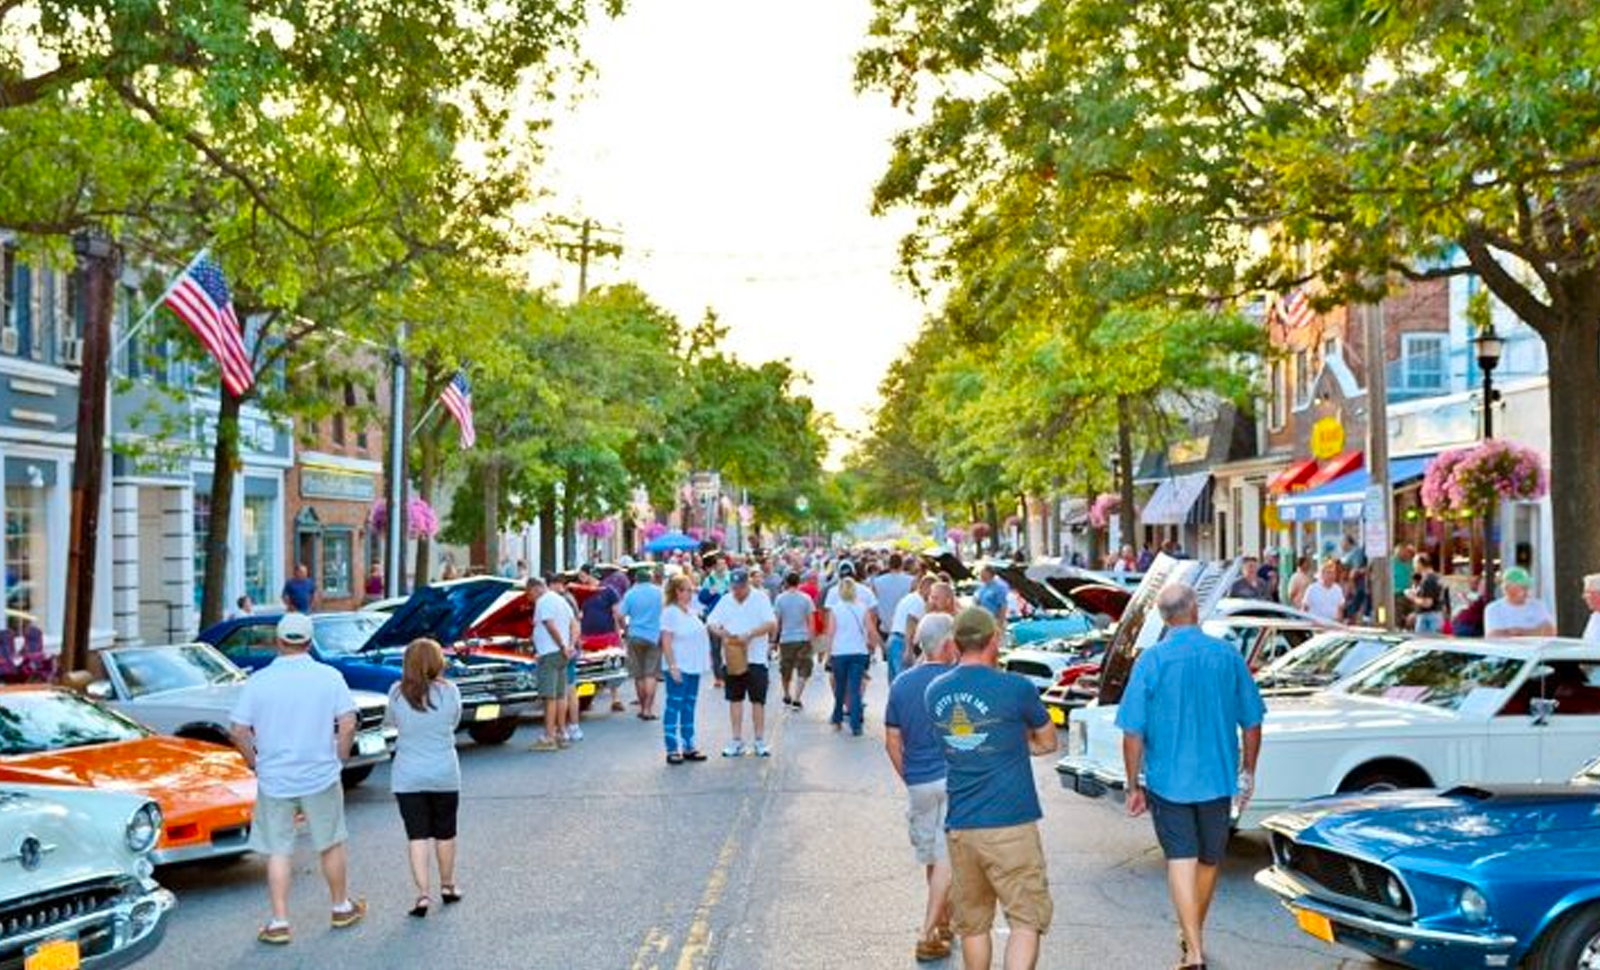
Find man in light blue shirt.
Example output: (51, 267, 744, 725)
(1117, 583, 1264, 970)
(622, 566, 665, 720)
(975, 565, 1010, 633)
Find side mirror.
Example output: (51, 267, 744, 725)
(85, 680, 114, 701)
(1531, 697, 1559, 726)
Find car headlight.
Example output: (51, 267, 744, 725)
(1384, 875, 1407, 910)
(1459, 885, 1489, 922)
(1066, 721, 1087, 756)
(126, 802, 162, 854)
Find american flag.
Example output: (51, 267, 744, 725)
(440, 371, 476, 449)
(163, 254, 254, 396)
(1277, 288, 1315, 331)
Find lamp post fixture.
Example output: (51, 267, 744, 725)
(1477, 323, 1504, 599)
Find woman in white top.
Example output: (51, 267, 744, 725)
(825, 569, 881, 737)
(660, 574, 712, 765)
(387, 638, 464, 918)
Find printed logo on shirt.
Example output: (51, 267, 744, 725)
(931, 692, 995, 752)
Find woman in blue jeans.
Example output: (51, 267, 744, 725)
(659, 574, 711, 765)
(825, 573, 881, 736)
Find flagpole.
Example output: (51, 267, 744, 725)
(409, 397, 442, 438)
(111, 246, 210, 359)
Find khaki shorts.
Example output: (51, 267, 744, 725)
(536, 653, 569, 699)
(779, 640, 814, 680)
(249, 780, 348, 856)
(626, 638, 663, 680)
(948, 822, 1053, 936)
(906, 779, 948, 865)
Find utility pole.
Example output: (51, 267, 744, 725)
(62, 228, 119, 677)
(546, 216, 622, 301)
(385, 323, 409, 598)
(1362, 296, 1395, 627)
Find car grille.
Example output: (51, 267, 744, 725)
(355, 706, 386, 733)
(1273, 836, 1412, 914)
(0, 877, 128, 964)
(453, 663, 524, 700)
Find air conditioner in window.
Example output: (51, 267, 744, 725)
(0, 328, 17, 355)
(59, 337, 84, 368)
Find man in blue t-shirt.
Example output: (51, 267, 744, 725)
(280, 563, 315, 613)
(975, 565, 1010, 633)
(925, 608, 1057, 970)
(884, 612, 958, 963)
(621, 567, 665, 720)
(1117, 582, 1265, 970)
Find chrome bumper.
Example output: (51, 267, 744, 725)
(1055, 756, 1128, 803)
(150, 826, 251, 866)
(1255, 866, 1518, 950)
(3, 884, 175, 969)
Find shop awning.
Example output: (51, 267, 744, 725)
(1267, 458, 1320, 495)
(1304, 450, 1363, 490)
(1277, 455, 1434, 523)
(1139, 471, 1211, 525)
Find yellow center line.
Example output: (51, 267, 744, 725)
(674, 795, 754, 970)
(629, 924, 674, 970)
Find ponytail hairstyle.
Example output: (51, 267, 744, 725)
(400, 638, 447, 712)
(839, 577, 857, 603)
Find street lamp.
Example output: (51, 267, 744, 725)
(1477, 323, 1504, 599)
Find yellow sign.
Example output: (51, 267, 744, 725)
(577, 682, 597, 698)
(1263, 503, 1286, 532)
(1311, 417, 1345, 459)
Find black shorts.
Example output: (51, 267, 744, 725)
(724, 664, 770, 704)
(1148, 792, 1231, 865)
(396, 791, 460, 841)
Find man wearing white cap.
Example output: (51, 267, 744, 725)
(231, 612, 364, 944)
(1582, 574, 1600, 644)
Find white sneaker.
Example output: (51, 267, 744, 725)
(722, 740, 745, 758)
(567, 725, 584, 742)
(753, 740, 771, 758)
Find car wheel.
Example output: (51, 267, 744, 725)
(1527, 901, 1600, 970)
(1337, 763, 1431, 793)
(467, 717, 519, 746)
(340, 765, 375, 789)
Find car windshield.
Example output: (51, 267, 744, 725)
(1339, 647, 1524, 712)
(314, 614, 387, 655)
(0, 691, 147, 754)
(1265, 635, 1390, 685)
(107, 644, 244, 698)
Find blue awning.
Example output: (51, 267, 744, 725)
(1277, 455, 1433, 523)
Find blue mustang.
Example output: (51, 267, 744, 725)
(199, 588, 536, 745)
(1258, 772, 1600, 970)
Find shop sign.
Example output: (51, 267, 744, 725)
(301, 466, 377, 502)
(1262, 503, 1286, 532)
(1311, 417, 1345, 460)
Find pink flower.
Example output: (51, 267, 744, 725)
(1088, 492, 1121, 530)
(370, 498, 439, 539)
(1421, 441, 1547, 516)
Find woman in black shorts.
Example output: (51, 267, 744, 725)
(388, 638, 463, 917)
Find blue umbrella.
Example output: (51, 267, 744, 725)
(643, 530, 700, 554)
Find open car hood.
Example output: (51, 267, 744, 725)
(367, 578, 519, 650)
(992, 563, 1075, 613)
(922, 552, 973, 582)
(467, 591, 533, 640)
(1043, 578, 1130, 620)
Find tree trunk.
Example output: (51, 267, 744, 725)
(482, 457, 500, 575)
(412, 426, 439, 587)
(561, 469, 578, 569)
(1085, 475, 1102, 565)
(1116, 393, 1137, 551)
(985, 500, 1000, 555)
(200, 392, 243, 629)
(538, 493, 557, 574)
(1543, 306, 1600, 635)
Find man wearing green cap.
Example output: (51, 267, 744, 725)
(1485, 567, 1556, 637)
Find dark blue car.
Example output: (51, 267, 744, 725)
(1259, 776, 1600, 970)
(199, 604, 537, 745)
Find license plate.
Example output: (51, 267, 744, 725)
(1294, 907, 1335, 943)
(577, 682, 596, 698)
(356, 733, 385, 757)
(475, 704, 501, 722)
(1048, 706, 1065, 726)
(26, 939, 80, 970)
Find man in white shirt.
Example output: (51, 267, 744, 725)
(1300, 559, 1346, 624)
(1485, 567, 1557, 637)
(891, 574, 934, 674)
(528, 575, 578, 752)
(230, 613, 363, 944)
(707, 568, 778, 757)
(1583, 574, 1600, 644)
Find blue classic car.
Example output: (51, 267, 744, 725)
(199, 601, 537, 745)
(1258, 776, 1600, 970)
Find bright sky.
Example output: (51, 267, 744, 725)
(533, 0, 925, 456)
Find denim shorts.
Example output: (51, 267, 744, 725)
(1148, 791, 1232, 865)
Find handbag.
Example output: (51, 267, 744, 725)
(723, 635, 750, 676)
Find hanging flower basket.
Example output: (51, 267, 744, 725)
(946, 527, 968, 548)
(370, 498, 439, 539)
(709, 528, 726, 546)
(686, 526, 705, 541)
(577, 519, 615, 540)
(1088, 492, 1121, 530)
(640, 521, 668, 542)
(1004, 514, 1021, 532)
(971, 522, 992, 542)
(1421, 440, 1548, 517)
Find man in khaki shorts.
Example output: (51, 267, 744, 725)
(925, 608, 1058, 970)
(230, 613, 364, 944)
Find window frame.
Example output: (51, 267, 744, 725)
(1293, 348, 1313, 409)
(1269, 359, 1288, 431)
(321, 528, 354, 598)
(1401, 333, 1447, 392)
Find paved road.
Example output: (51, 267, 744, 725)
(157, 671, 1377, 969)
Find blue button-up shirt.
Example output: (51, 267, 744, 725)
(1115, 625, 1266, 804)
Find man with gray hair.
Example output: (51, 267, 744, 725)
(1583, 574, 1600, 644)
(884, 611, 959, 962)
(1116, 583, 1265, 970)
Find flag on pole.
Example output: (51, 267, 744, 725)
(162, 254, 254, 396)
(440, 371, 476, 449)
(1278, 288, 1314, 331)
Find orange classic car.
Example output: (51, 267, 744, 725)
(0, 684, 256, 865)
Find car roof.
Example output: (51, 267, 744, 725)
(1399, 635, 1600, 661)
(1201, 616, 1331, 631)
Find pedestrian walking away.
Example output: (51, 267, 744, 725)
(526, 576, 577, 753)
(1405, 553, 1447, 633)
(1485, 566, 1557, 637)
(228, 612, 365, 945)
(884, 611, 959, 963)
(891, 573, 934, 671)
(825, 567, 879, 737)
(925, 607, 1057, 970)
(386, 638, 464, 918)
(622, 566, 666, 719)
(872, 553, 915, 682)
(774, 572, 817, 709)
(660, 574, 712, 765)
(706, 567, 778, 757)
(1116, 583, 1266, 970)
(577, 565, 629, 713)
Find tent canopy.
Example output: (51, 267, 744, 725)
(643, 530, 700, 553)
(1276, 454, 1433, 523)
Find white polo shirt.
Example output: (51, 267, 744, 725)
(230, 653, 356, 799)
(706, 589, 777, 666)
(533, 591, 576, 656)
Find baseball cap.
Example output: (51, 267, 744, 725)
(837, 561, 855, 578)
(1504, 566, 1534, 588)
(277, 612, 314, 645)
(952, 607, 997, 650)
(730, 567, 750, 586)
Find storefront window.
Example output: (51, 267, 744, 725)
(322, 530, 353, 597)
(5, 480, 47, 619)
(242, 492, 275, 606)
